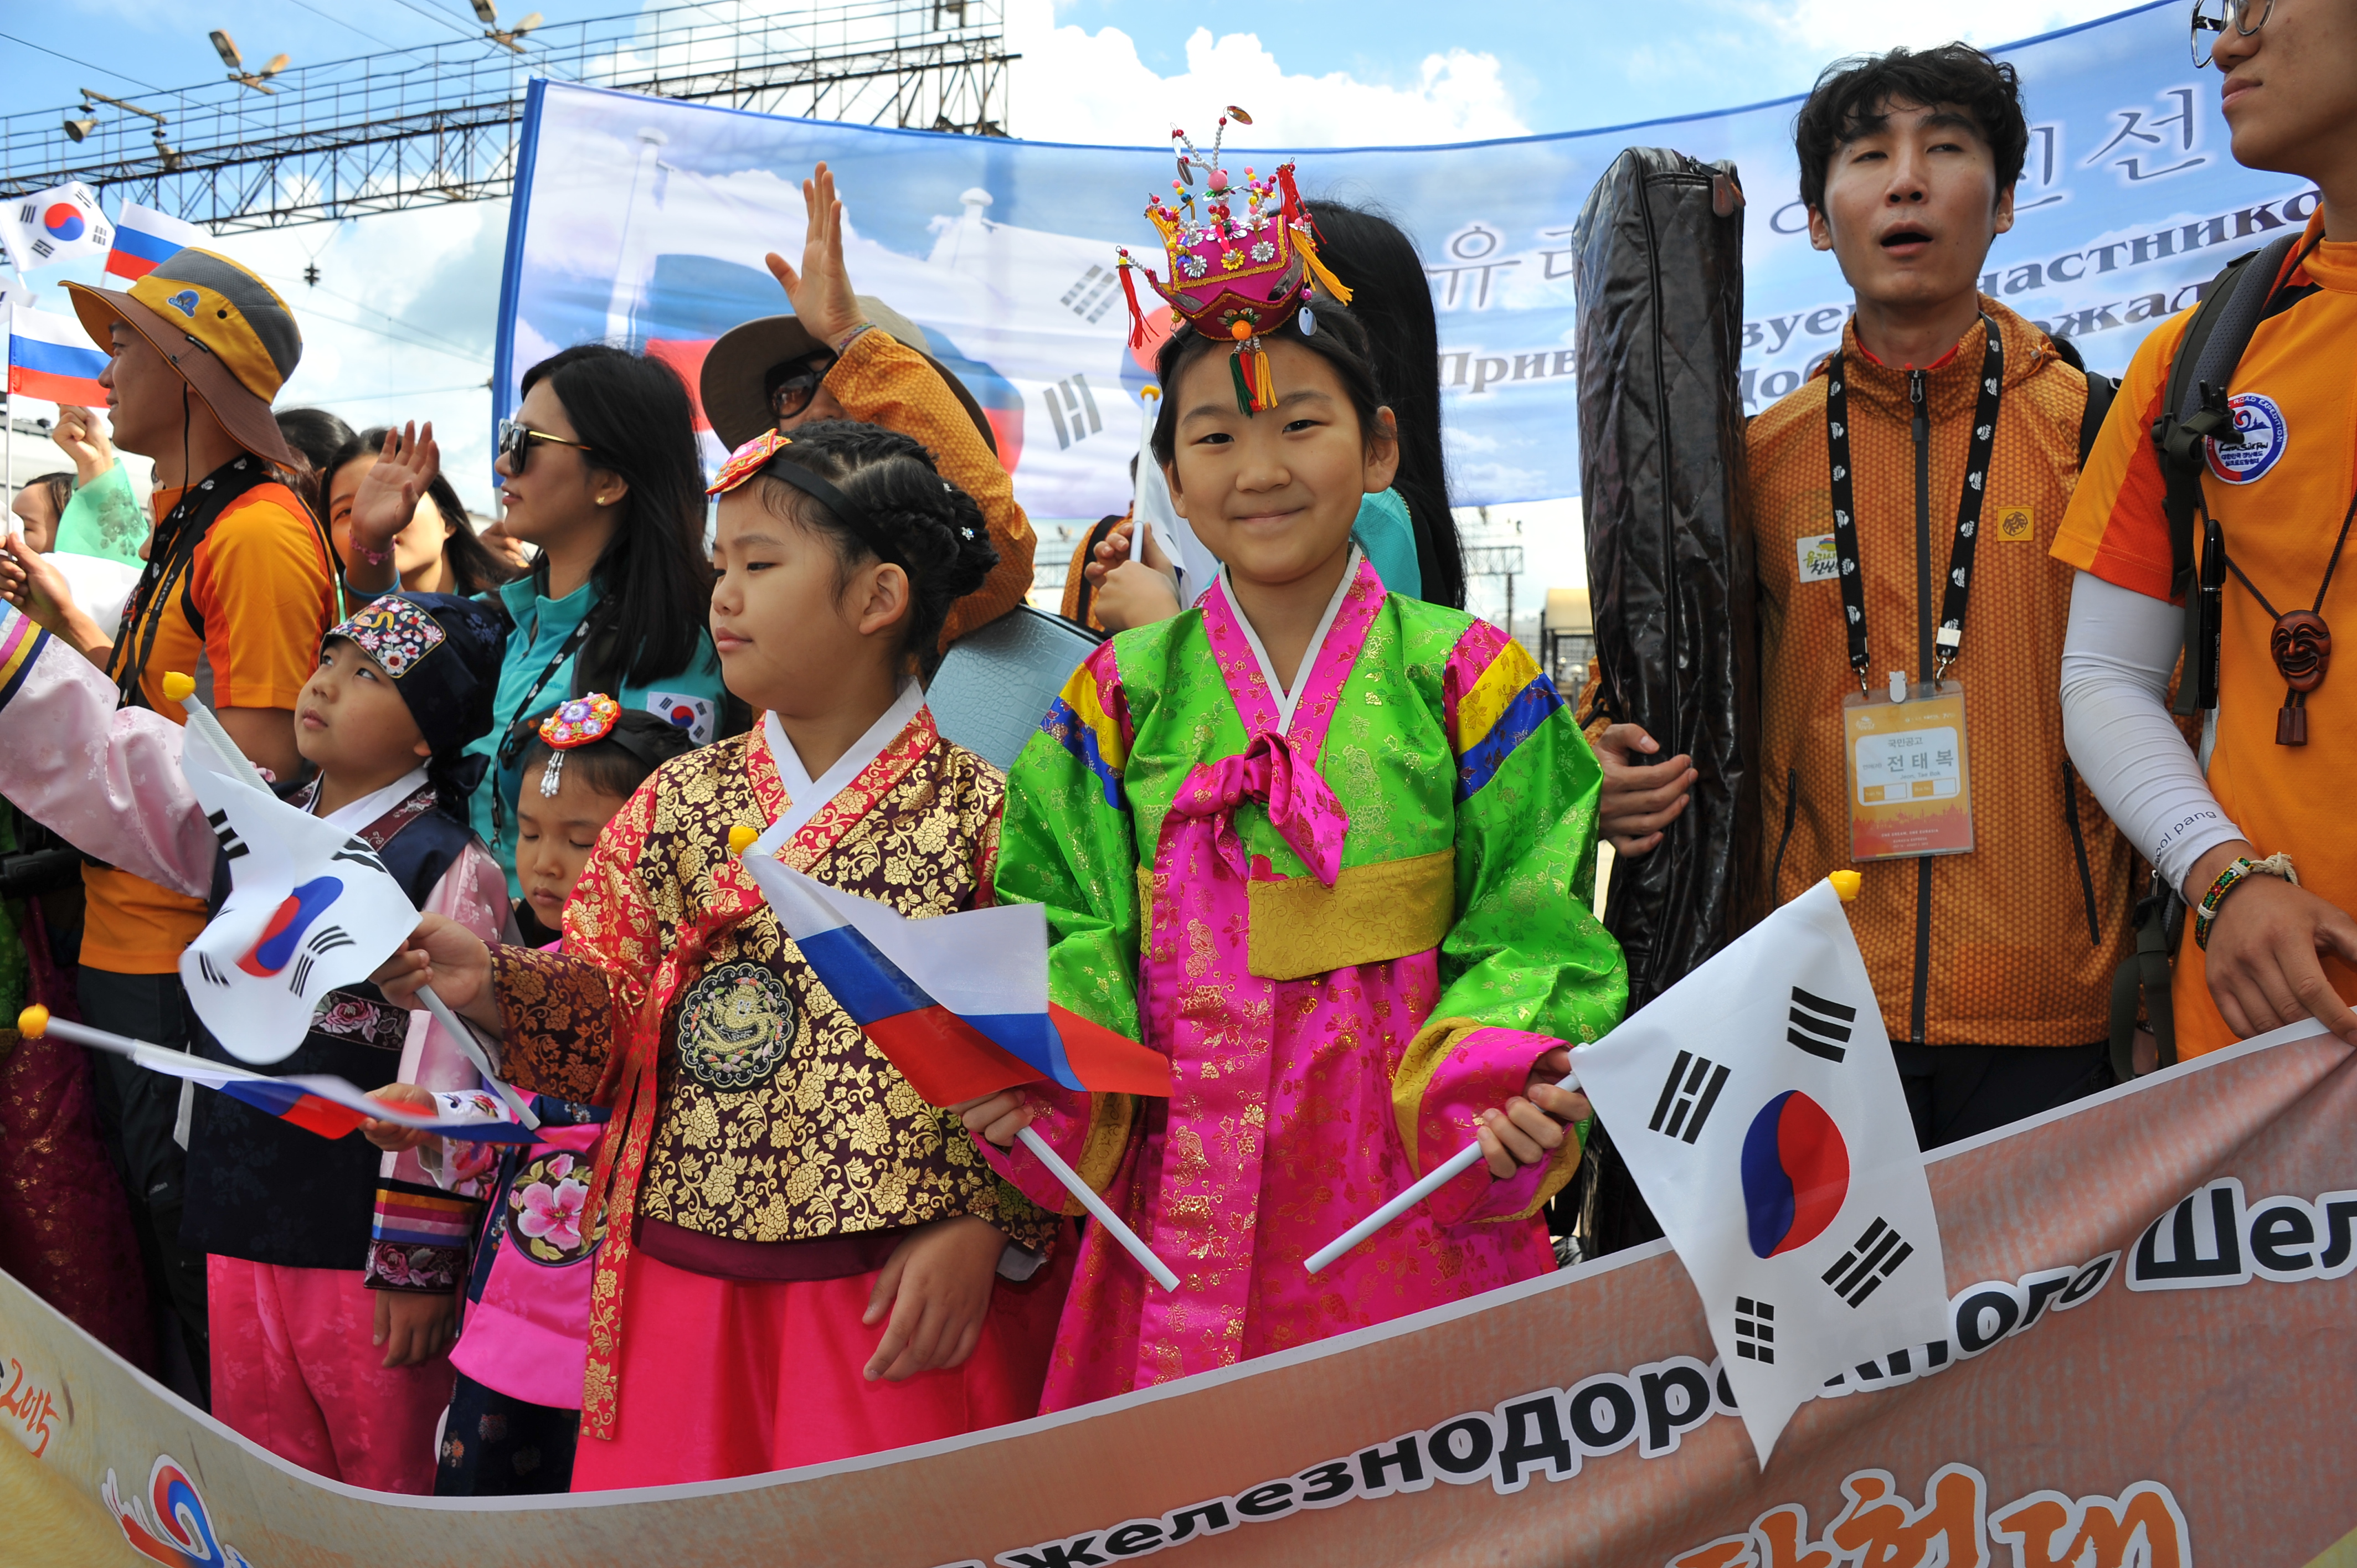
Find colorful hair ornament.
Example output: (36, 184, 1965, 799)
(1127, 106, 1355, 414)
(707, 429, 793, 497)
(536, 692, 622, 796)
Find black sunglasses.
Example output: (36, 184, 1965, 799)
(766, 353, 839, 424)
(497, 417, 595, 472)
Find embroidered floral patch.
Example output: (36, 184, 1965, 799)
(504, 1149, 603, 1265)
(328, 595, 445, 679)
(676, 961, 796, 1092)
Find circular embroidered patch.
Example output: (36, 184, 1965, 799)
(503, 1148, 604, 1266)
(677, 961, 796, 1092)
(2205, 391, 2288, 486)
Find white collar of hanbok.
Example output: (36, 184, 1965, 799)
(1221, 544, 1363, 737)
(753, 677, 927, 857)
(315, 766, 431, 831)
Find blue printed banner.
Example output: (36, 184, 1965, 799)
(496, 0, 2304, 513)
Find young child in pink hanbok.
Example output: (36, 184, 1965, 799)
(957, 132, 1627, 1409)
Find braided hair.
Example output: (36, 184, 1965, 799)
(752, 420, 999, 673)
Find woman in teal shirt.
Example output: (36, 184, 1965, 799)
(467, 347, 727, 891)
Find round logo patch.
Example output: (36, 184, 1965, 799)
(677, 961, 796, 1091)
(2205, 392, 2288, 485)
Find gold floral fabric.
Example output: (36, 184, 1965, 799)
(488, 712, 1055, 1435)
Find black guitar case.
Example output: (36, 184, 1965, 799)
(1567, 148, 1761, 1255)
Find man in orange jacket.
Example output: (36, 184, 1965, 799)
(1598, 44, 2136, 1148)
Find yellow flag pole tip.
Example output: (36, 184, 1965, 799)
(1829, 870, 1862, 903)
(17, 1005, 49, 1039)
(161, 672, 197, 703)
(727, 826, 759, 859)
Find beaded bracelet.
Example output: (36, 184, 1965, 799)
(2192, 852, 2298, 950)
(833, 321, 876, 355)
(349, 537, 393, 567)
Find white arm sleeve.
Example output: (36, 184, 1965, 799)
(2058, 571, 2243, 898)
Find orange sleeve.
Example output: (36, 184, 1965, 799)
(829, 327, 1038, 647)
(192, 494, 336, 710)
(2051, 308, 2193, 602)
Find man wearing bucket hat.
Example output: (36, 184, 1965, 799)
(700, 163, 1035, 651)
(45, 245, 337, 1402)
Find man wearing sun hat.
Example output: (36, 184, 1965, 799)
(699, 163, 1035, 651)
(43, 245, 337, 1403)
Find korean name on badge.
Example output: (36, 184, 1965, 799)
(1841, 679, 1974, 862)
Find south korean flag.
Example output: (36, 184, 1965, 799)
(177, 740, 425, 1066)
(1571, 877, 1947, 1464)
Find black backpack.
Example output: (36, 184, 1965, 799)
(2106, 233, 2302, 1079)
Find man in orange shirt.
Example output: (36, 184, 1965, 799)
(28, 248, 335, 1397)
(2055, 0, 2357, 1056)
(1599, 45, 2136, 1148)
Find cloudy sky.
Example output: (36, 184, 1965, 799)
(6, 0, 2138, 532)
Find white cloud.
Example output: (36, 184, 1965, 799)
(1002, 0, 1527, 147)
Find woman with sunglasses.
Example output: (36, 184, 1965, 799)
(342, 348, 729, 891)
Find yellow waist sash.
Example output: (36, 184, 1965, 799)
(1140, 848, 1457, 981)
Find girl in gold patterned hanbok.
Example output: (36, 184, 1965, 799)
(374, 420, 1066, 1489)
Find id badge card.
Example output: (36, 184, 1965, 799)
(1842, 678, 1974, 862)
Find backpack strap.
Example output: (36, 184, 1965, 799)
(2150, 233, 2299, 714)
(2077, 369, 2117, 467)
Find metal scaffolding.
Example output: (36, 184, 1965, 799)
(1, 1, 1013, 233)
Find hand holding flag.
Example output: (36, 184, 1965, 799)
(732, 827, 1181, 1292)
(18, 1006, 535, 1146)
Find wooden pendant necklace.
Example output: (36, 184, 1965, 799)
(2224, 490, 2357, 746)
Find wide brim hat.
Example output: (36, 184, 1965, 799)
(64, 247, 301, 469)
(699, 295, 996, 456)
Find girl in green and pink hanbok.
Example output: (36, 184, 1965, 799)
(960, 128, 1628, 1408)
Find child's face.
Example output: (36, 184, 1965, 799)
(513, 761, 631, 933)
(1164, 338, 1398, 594)
(708, 486, 909, 719)
(295, 639, 430, 780)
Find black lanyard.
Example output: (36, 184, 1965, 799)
(108, 456, 272, 709)
(1824, 315, 2004, 693)
(488, 612, 595, 842)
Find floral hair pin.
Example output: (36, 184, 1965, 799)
(537, 693, 622, 796)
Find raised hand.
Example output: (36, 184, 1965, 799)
(50, 405, 116, 483)
(763, 162, 868, 350)
(348, 422, 441, 569)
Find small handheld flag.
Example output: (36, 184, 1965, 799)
(4, 183, 111, 273)
(104, 203, 207, 282)
(1555, 870, 1945, 1466)
(734, 828, 1169, 1104)
(7, 305, 109, 405)
(176, 737, 425, 1065)
(732, 827, 1180, 1292)
(19, 1005, 536, 1146)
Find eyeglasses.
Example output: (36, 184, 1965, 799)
(497, 417, 595, 472)
(767, 353, 838, 424)
(2191, 0, 2272, 65)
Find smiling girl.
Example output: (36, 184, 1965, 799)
(370, 421, 1066, 1489)
(955, 183, 1626, 1405)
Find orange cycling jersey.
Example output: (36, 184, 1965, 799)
(2055, 213, 2357, 1058)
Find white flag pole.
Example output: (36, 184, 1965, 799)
(413, 985, 541, 1132)
(162, 669, 274, 794)
(1016, 1124, 1180, 1292)
(1304, 871, 1866, 1276)
(1303, 1072, 1583, 1277)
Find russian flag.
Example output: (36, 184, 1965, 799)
(105, 203, 204, 282)
(740, 855, 1170, 1106)
(7, 306, 108, 405)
